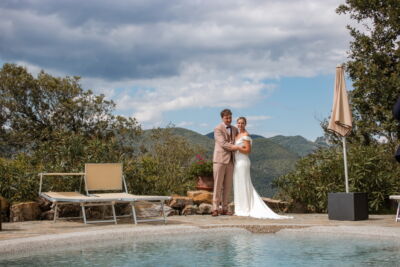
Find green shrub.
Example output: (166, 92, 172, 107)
(0, 64, 202, 204)
(0, 155, 39, 203)
(188, 154, 213, 178)
(275, 143, 400, 213)
(126, 128, 202, 196)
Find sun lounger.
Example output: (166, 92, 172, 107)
(84, 163, 171, 224)
(390, 195, 400, 222)
(39, 173, 119, 224)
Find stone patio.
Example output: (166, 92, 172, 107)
(1, 213, 399, 241)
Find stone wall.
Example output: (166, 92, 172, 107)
(1, 191, 291, 222)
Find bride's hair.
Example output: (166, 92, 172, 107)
(237, 117, 247, 125)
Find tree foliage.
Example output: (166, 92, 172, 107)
(0, 64, 201, 203)
(275, 143, 400, 212)
(128, 128, 203, 196)
(276, 1, 400, 213)
(337, 0, 400, 144)
(0, 63, 140, 155)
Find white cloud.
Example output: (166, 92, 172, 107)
(176, 121, 194, 127)
(107, 64, 274, 123)
(0, 0, 351, 127)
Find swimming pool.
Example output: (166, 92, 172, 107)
(2, 230, 400, 266)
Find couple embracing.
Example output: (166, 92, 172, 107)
(212, 109, 291, 219)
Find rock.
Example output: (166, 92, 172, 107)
(115, 203, 130, 215)
(41, 209, 55, 220)
(197, 203, 212, 214)
(124, 201, 175, 218)
(289, 202, 307, 213)
(10, 202, 41, 222)
(187, 190, 213, 204)
(187, 191, 201, 199)
(228, 202, 235, 214)
(261, 197, 290, 213)
(182, 204, 198, 215)
(165, 208, 176, 216)
(0, 196, 10, 222)
(86, 208, 104, 219)
(164, 205, 175, 217)
(0, 196, 9, 213)
(168, 196, 194, 209)
(59, 204, 81, 218)
(37, 197, 52, 212)
(134, 201, 160, 217)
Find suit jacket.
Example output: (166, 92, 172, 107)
(213, 122, 238, 164)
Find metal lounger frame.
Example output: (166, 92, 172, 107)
(390, 195, 400, 222)
(84, 163, 171, 224)
(39, 173, 118, 224)
(119, 196, 171, 224)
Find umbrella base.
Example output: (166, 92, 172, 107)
(328, 192, 368, 221)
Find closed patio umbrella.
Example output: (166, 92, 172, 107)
(328, 64, 353, 193)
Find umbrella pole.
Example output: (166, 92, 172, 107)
(342, 136, 349, 193)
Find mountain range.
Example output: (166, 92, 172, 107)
(168, 128, 328, 197)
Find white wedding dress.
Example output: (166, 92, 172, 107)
(233, 136, 291, 219)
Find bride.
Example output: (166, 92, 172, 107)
(233, 117, 292, 219)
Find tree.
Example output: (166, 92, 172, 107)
(0, 63, 140, 155)
(127, 127, 204, 196)
(0, 64, 203, 203)
(336, 0, 400, 144)
(274, 2, 400, 213)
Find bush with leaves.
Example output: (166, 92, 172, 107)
(127, 128, 204, 196)
(188, 154, 213, 178)
(335, 1, 400, 144)
(0, 155, 39, 203)
(275, 1, 400, 214)
(0, 63, 143, 202)
(275, 143, 400, 213)
(0, 64, 207, 204)
(0, 63, 140, 156)
(0, 133, 138, 202)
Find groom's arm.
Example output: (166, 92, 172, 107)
(214, 127, 238, 151)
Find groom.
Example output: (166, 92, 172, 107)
(212, 109, 239, 216)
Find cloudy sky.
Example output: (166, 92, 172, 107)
(0, 0, 352, 140)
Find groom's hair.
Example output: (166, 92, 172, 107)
(220, 109, 232, 117)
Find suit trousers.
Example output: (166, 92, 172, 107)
(213, 160, 234, 211)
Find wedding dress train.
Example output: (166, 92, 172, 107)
(233, 136, 291, 219)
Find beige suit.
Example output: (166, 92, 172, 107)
(212, 122, 238, 211)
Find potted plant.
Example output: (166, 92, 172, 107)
(189, 154, 214, 191)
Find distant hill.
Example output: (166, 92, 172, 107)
(168, 128, 299, 197)
(142, 127, 328, 197)
(136, 127, 213, 155)
(205, 132, 265, 139)
(248, 138, 299, 196)
(170, 128, 214, 153)
(314, 136, 330, 149)
(268, 135, 319, 157)
(206, 131, 327, 157)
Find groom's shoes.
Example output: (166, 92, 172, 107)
(211, 210, 219, 217)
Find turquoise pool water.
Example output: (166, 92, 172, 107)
(2, 232, 400, 266)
